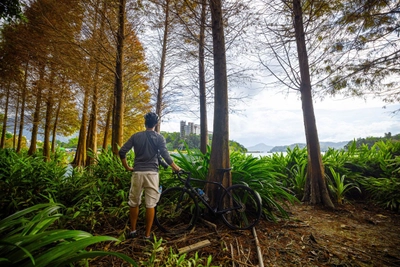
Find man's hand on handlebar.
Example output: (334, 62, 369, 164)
(174, 169, 189, 175)
(170, 162, 181, 172)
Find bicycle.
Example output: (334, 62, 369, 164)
(154, 169, 262, 234)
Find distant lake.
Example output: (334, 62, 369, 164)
(246, 151, 326, 157)
(246, 152, 287, 157)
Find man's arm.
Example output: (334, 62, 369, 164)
(119, 135, 135, 172)
(157, 134, 181, 172)
(121, 157, 134, 172)
(169, 161, 181, 172)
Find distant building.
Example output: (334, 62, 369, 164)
(180, 121, 201, 138)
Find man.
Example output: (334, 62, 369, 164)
(119, 112, 181, 239)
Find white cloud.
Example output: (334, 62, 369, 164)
(315, 107, 400, 142)
(160, 89, 400, 148)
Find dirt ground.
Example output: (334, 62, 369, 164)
(93, 201, 400, 266)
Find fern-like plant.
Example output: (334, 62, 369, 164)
(0, 203, 137, 267)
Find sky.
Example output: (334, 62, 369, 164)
(160, 89, 400, 148)
(139, 0, 400, 149)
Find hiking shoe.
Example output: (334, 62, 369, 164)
(126, 230, 138, 239)
(143, 233, 154, 241)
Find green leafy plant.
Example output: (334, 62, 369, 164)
(266, 146, 308, 199)
(0, 149, 67, 217)
(360, 177, 400, 211)
(0, 203, 137, 267)
(230, 151, 298, 221)
(141, 235, 164, 266)
(326, 167, 360, 204)
(286, 156, 307, 199)
(172, 144, 210, 181)
(140, 236, 216, 267)
(337, 140, 400, 208)
(172, 148, 297, 221)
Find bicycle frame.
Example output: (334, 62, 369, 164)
(155, 170, 261, 233)
(174, 171, 240, 215)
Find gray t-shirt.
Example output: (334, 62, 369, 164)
(119, 130, 173, 172)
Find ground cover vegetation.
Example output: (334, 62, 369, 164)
(1, 138, 400, 265)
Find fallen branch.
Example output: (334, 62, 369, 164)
(230, 243, 235, 267)
(200, 218, 217, 232)
(253, 227, 264, 267)
(178, 239, 211, 254)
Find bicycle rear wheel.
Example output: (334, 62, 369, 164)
(219, 184, 262, 230)
(154, 187, 199, 234)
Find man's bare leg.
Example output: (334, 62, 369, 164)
(145, 207, 155, 237)
(130, 206, 139, 232)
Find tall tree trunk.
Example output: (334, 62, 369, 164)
(43, 95, 53, 161)
(86, 0, 105, 163)
(0, 83, 10, 149)
(13, 94, 20, 149)
(86, 64, 99, 166)
(292, 0, 334, 208)
(43, 68, 55, 162)
(28, 65, 45, 156)
(155, 0, 170, 133)
(86, 115, 93, 159)
(207, 0, 231, 206)
(51, 97, 62, 153)
(17, 61, 29, 153)
(111, 0, 126, 155)
(71, 86, 89, 167)
(199, 0, 208, 154)
(102, 97, 113, 151)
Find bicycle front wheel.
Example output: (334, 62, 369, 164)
(219, 184, 262, 230)
(154, 187, 199, 234)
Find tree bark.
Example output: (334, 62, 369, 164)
(17, 61, 28, 153)
(51, 97, 62, 153)
(43, 67, 55, 162)
(199, 0, 208, 154)
(13, 94, 19, 149)
(292, 0, 334, 208)
(207, 0, 231, 205)
(71, 86, 89, 167)
(0, 83, 10, 149)
(155, 0, 170, 133)
(86, 0, 105, 163)
(43, 91, 53, 161)
(111, 0, 126, 155)
(28, 65, 45, 156)
(102, 97, 112, 151)
(86, 64, 99, 166)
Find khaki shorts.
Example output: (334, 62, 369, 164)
(128, 171, 160, 208)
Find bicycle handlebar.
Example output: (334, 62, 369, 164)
(174, 169, 231, 175)
(175, 170, 190, 175)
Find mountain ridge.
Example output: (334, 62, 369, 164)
(247, 141, 349, 152)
